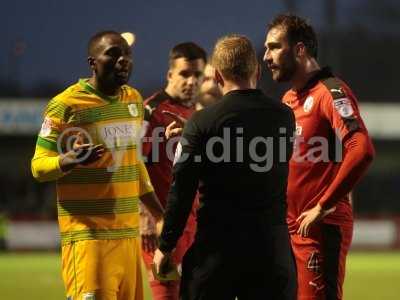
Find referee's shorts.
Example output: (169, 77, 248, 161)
(180, 224, 297, 300)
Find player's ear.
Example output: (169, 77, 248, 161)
(88, 56, 96, 71)
(256, 63, 261, 81)
(167, 69, 173, 82)
(295, 42, 306, 57)
(214, 69, 224, 88)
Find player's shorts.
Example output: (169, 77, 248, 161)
(290, 222, 353, 300)
(142, 229, 195, 300)
(62, 238, 143, 300)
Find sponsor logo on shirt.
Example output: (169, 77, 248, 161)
(98, 121, 140, 148)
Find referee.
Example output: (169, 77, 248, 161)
(154, 34, 297, 300)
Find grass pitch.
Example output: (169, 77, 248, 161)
(0, 251, 399, 299)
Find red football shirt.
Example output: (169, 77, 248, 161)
(143, 91, 197, 232)
(283, 68, 371, 234)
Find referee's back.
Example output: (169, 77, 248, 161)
(189, 88, 295, 235)
(158, 34, 297, 300)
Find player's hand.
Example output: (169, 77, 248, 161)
(59, 133, 104, 172)
(156, 219, 164, 236)
(165, 121, 183, 139)
(162, 111, 187, 139)
(141, 234, 158, 253)
(72, 132, 105, 165)
(296, 204, 336, 237)
(153, 248, 172, 276)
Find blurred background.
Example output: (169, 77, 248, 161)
(0, 0, 399, 299)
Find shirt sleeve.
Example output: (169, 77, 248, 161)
(318, 86, 375, 209)
(31, 98, 69, 182)
(318, 131, 375, 209)
(158, 114, 203, 253)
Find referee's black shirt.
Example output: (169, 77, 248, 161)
(159, 89, 295, 252)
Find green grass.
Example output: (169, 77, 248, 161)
(0, 252, 153, 299)
(344, 252, 400, 299)
(0, 251, 399, 299)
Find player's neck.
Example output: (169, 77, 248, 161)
(221, 79, 257, 95)
(291, 59, 320, 92)
(88, 77, 120, 96)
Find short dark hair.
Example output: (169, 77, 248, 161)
(88, 30, 121, 56)
(169, 42, 207, 67)
(268, 14, 318, 58)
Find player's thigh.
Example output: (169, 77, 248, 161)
(291, 229, 325, 300)
(118, 238, 145, 300)
(321, 223, 353, 300)
(61, 240, 123, 299)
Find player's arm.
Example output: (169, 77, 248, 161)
(31, 98, 70, 182)
(297, 87, 375, 236)
(138, 159, 164, 224)
(32, 99, 104, 182)
(318, 88, 375, 209)
(317, 131, 374, 210)
(31, 145, 66, 182)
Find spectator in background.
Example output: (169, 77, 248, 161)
(195, 63, 222, 110)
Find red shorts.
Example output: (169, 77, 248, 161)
(142, 228, 196, 300)
(290, 222, 353, 300)
(142, 197, 198, 300)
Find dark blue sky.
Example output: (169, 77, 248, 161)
(0, 0, 387, 96)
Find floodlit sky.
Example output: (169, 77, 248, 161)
(0, 0, 393, 96)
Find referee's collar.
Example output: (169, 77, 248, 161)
(224, 88, 263, 97)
